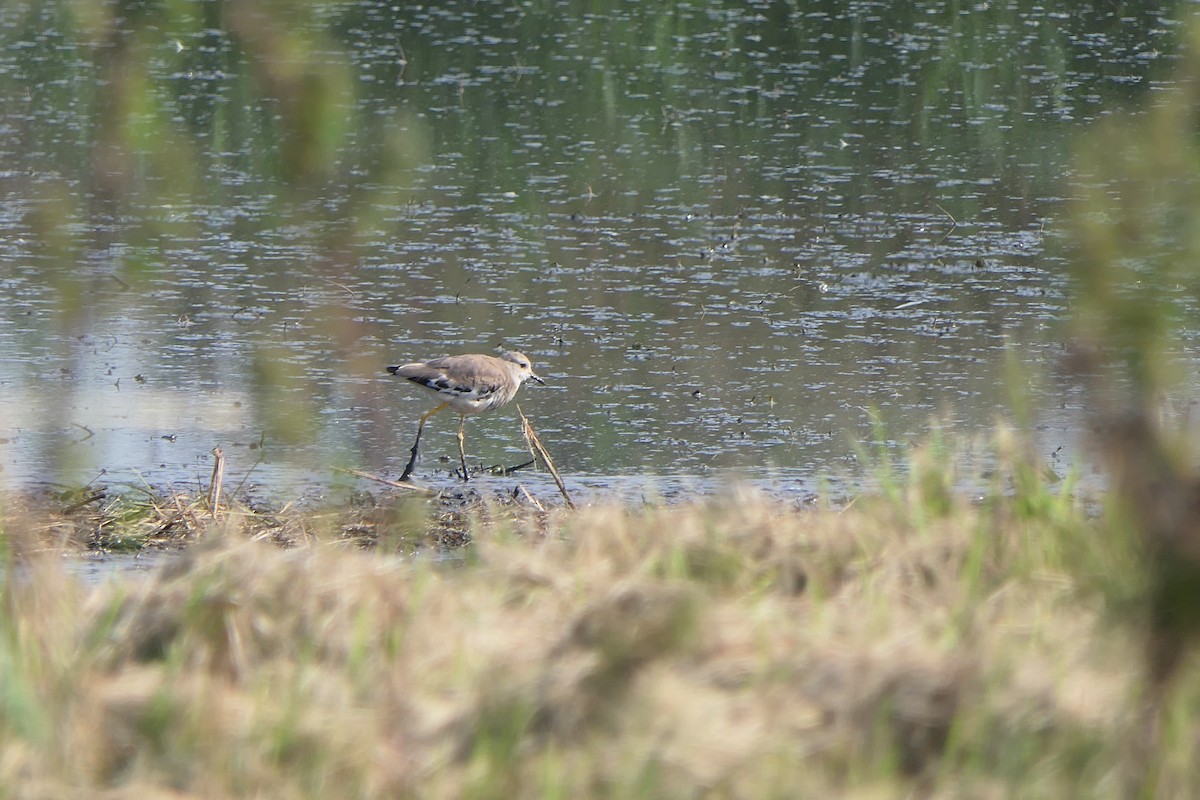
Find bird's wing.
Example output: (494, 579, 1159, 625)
(397, 356, 506, 397)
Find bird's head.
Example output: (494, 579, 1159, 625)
(500, 350, 545, 385)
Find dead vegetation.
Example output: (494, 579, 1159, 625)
(0, 480, 536, 556)
(0, 438, 1183, 798)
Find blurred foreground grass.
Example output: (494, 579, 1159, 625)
(0, 428, 1183, 799)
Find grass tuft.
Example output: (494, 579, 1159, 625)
(0, 428, 1187, 797)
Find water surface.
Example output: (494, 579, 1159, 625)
(0, 2, 1183, 497)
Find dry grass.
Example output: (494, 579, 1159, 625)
(0, 437, 1190, 798)
(0, 482, 501, 555)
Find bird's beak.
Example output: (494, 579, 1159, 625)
(530, 372, 546, 385)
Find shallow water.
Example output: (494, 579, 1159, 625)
(60, 550, 176, 586)
(0, 2, 1182, 498)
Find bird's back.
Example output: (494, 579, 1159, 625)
(389, 354, 521, 413)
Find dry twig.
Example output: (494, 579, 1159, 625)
(516, 404, 576, 509)
(336, 467, 438, 496)
(208, 447, 225, 520)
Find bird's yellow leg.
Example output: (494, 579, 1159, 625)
(457, 414, 469, 482)
(400, 402, 450, 482)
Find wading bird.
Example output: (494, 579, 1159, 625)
(387, 350, 545, 482)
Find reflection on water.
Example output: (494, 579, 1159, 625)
(0, 2, 1182, 494)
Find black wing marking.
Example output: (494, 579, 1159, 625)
(409, 373, 501, 398)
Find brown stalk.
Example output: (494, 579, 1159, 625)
(336, 467, 438, 496)
(516, 404, 575, 509)
(208, 447, 225, 520)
